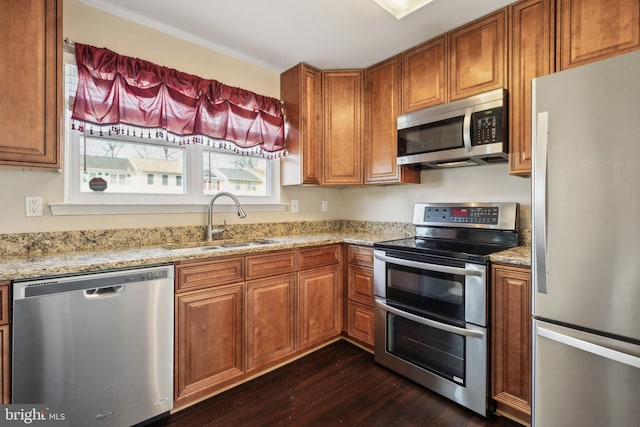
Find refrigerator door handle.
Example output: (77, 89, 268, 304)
(537, 325, 640, 369)
(534, 111, 549, 294)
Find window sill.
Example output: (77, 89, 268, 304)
(48, 202, 288, 216)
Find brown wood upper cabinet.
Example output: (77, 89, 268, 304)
(508, 0, 555, 176)
(365, 57, 420, 184)
(0, 0, 61, 168)
(557, 0, 640, 70)
(280, 63, 322, 185)
(322, 70, 364, 185)
(491, 264, 532, 426)
(449, 9, 507, 101)
(401, 35, 448, 113)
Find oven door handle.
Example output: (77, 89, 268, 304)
(374, 297, 485, 338)
(374, 253, 482, 277)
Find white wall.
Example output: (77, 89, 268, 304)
(340, 164, 532, 229)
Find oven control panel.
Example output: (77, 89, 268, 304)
(424, 206, 499, 225)
(413, 203, 518, 230)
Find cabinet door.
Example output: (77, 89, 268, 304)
(322, 70, 364, 185)
(449, 9, 507, 100)
(280, 63, 322, 185)
(298, 265, 341, 349)
(401, 35, 448, 113)
(0, 0, 60, 168)
(491, 264, 532, 425)
(246, 274, 296, 371)
(0, 325, 8, 404)
(347, 300, 375, 347)
(347, 264, 373, 306)
(365, 57, 420, 184)
(557, 0, 640, 70)
(175, 284, 244, 402)
(509, 0, 555, 176)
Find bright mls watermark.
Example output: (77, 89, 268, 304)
(0, 405, 68, 426)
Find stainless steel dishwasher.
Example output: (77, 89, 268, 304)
(12, 265, 174, 427)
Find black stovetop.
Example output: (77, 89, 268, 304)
(374, 228, 519, 264)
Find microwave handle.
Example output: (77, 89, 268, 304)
(463, 108, 473, 153)
(374, 253, 482, 277)
(375, 297, 484, 338)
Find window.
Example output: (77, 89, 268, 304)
(62, 62, 280, 209)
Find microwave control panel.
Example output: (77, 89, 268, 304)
(472, 108, 503, 146)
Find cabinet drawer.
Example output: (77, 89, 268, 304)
(347, 245, 373, 268)
(348, 265, 374, 306)
(297, 245, 341, 270)
(175, 257, 244, 292)
(246, 251, 296, 280)
(347, 300, 375, 347)
(0, 284, 9, 326)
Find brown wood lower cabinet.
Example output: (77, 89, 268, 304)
(345, 245, 375, 348)
(246, 274, 296, 371)
(298, 265, 341, 349)
(175, 283, 244, 403)
(174, 245, 343, 408)
(0, 282, 9, 403)
(491, 264, 532, 425)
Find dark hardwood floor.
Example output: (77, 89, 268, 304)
(151, 340, 522, 427)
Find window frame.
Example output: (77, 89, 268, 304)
(57, 55, 284, 215)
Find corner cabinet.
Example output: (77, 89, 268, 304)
(491, 264, 532, 426)
(322, 70, 364, 185)
(508, 0, 555, 176)
(280, 63, 322, 185)
(449, 9, 507, 101)
(0, 0, 61, 168)
(556, 0, 640, 70)
(365, 57, 420, 184)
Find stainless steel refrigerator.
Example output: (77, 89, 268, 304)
(532, 50, 640, 427)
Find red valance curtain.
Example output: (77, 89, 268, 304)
(71, 43, 285, 156)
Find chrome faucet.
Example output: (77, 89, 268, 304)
(207, 192, 247, 241)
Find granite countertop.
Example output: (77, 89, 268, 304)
(0, 228, 531, 281)
(0, 231, 404, 281)
(489, 245, 531, 267)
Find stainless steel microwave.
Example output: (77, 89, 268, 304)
(397, 89, 507, 169)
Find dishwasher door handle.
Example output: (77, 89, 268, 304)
(84, 285, 125, 298)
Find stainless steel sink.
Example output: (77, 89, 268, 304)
(165, 238, 277, 252)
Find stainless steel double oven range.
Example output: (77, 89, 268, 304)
(373, 202, 519, 416)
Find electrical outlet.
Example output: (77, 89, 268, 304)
(291, 200, 299, 213)
(321, 201, 328, 212)
(25, 196, 43, 217)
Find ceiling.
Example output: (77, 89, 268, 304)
(76, 0, 513, 72)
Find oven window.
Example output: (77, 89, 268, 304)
(386, 263, 465, 321)
(387, 312, 465, 385)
